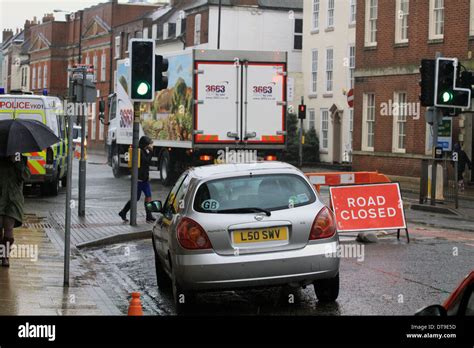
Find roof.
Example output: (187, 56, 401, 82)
(257, 0, 303, 10)
(184, 0, 302, 11)
(190, 161, 300, 180)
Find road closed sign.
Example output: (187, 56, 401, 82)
(329, 183, 406, 232)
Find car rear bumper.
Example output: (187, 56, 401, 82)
(174, 241, 340, 291)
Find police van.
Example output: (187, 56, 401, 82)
(0, 92, 68, 196)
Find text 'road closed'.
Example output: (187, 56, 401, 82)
(329, 183, 406, 232)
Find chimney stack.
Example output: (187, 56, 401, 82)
(2, 29, 13, 42)
(42, 13, 55, 23)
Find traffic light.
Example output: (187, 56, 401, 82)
(155, 55, 169, 91)
(130, 39, 155, 101)
(419, 59, 436, 107)
(434, 57, 471, 109)
(298, 103, 306, 119)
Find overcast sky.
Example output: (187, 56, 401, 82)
(0, 0, 166, 38)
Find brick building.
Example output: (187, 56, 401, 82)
(27, 0, 159, 150)
(353, 0, 474, 183)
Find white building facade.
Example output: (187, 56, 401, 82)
(302, 0, 356, 163)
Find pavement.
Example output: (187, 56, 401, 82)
(0, 214, 121, 315)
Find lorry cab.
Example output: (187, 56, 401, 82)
(0, 93, 68, 196)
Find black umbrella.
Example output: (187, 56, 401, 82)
(0, 119, 61, 157)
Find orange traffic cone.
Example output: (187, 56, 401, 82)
(128, 292, 143, 316)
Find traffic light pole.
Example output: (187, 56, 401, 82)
(130, 101, 140, 226)
(64, 76, 75, 287)
(78, 68, 87, 217)
(430, 110, 439, 206)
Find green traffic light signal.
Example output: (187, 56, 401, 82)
(137, 82, 150, 96)
(441, 91, 454, 103)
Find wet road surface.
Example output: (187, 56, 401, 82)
(82, 227, 474, 315)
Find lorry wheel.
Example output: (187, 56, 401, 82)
(159, 151, 174, 186)
(112, 145, 128, 178)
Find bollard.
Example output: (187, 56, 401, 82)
(128, 292, 143, 316)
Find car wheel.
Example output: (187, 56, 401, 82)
(313, 273, 339, 302)
(172, 271, 195, 315)
(61, 172, 67, 187)
(151, 235, 170, 289)
(41, 175, 59, 196)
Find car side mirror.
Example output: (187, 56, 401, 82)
(147, 200, 163, 213)
(415, 304, 447, 316)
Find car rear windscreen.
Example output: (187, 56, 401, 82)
(193, 174, 317, 213)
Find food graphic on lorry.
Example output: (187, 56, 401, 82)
(142, 53, 193, 142)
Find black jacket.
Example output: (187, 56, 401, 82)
(138, 148, 153, 182)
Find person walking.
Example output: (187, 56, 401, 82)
(0, 154, 29, 267)
(119, 136, 156, 223)
(453, 143, 472, 192)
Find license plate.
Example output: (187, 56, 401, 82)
(233, 227, 288, 244)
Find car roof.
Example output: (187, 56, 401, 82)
(188, 161, 301, 180)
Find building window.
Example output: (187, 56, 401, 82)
(38, 66, 42, 89)
(349, 44, 355, 89)
(101, 53, 106, 82)
(395, 0, 409, 43)
(430, 0, 444, 39)
(152, 24, 157, 40)
(85, 56, 90, 66)
(312, 0, 320, 31)
(294, 18, 303, 50)
(164, 23, 169, 40)
(470, 0, 474, 36)
(325, 48, 333, 93)
(114, 36, 121, 58)
(176, 18, 182, 37)
(143, 27, 149, 39)
(32, 67, 36, 90)
(43, 64, 47, 89)
(321, 109, 329, 150)
(393, 92, 407, 152)
(93, 55, 98, 82)
(327, 0, 335, 28)
(91, 113, 96, 140)
(311, 49, 318, 94)
(67, 64, 71, 88)
(350, 0, 357, 24)
(362, 93, 375, 150)
(194, 14, 201, 45)
(309, 109, 316, 130)
(365, 0, 378, 46)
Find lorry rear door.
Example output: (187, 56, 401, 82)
(243, 63, 286, 145)
(194, 62, 241, 144)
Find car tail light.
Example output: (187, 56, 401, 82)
(265, 155, 277, 161)
(46, 148, 54, 164)
(199, 155, 213, 161)
(177, 217, 213, 250)
(309, 207, 336, 240)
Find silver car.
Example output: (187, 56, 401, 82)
(151, 161, 340, 312)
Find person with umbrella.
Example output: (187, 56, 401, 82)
(0, 118, 60, 267)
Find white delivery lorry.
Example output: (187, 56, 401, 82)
(106, 49, 288, 185)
